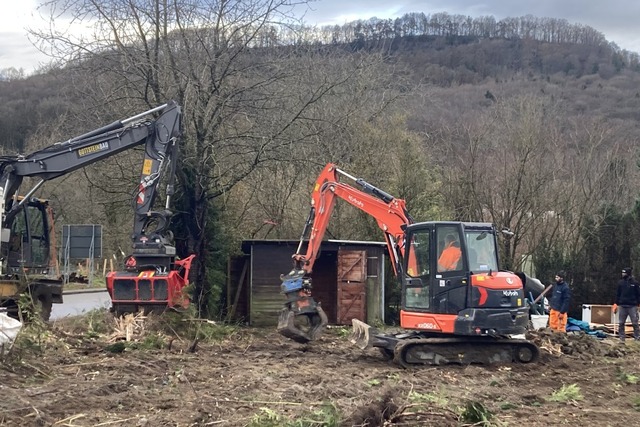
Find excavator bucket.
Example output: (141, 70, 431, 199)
(277, 305, 328, 343)
(350, 319, 379, 349)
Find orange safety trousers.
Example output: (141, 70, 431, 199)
(549, 309, 567, 332)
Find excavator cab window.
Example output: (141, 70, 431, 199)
(406, 232, 430, 278)
(8, 209, 26, 266)
(6, 201, 49, 269)
(404, 230, 431, 309)
(436, 226, 463, 273)
(464, 230, 498, 272)
(433, 224, 467, 314)
(27, 202, 48, 265)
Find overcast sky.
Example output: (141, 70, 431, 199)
(2, 0, 640, 74)
(299, 0, 640, 52)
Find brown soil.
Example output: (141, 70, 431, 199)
(1, 313, 639, 427)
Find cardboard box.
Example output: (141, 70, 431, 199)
(582, 304, 615, 324)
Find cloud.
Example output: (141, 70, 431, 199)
(3, 0, 639, 72)
(0, 31, 47, 72)
(0, 1, 49, 72)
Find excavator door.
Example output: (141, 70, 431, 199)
(4, 199, 52, 274)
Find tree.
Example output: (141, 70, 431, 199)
(430, 89, 637, 284)
(33, 0, 402, 315)
(432, 95, 561, 269)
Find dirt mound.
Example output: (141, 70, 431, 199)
(527, 328, 615, 359)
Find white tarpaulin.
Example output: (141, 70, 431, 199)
(0, 312, 22, 348)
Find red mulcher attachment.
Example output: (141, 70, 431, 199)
(106, 254, 195, 316)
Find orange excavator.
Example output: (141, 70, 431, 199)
(278, 163, 539, 366)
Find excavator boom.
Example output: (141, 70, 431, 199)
(278, 163, 413, 343)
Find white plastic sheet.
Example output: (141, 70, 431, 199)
(0, 312, 22, 347)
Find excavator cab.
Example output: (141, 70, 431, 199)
(0, 197, 62, 320)
(400, 222, 528, 337)
(3, 198, 53, 275)
(349, 222, 537, 366)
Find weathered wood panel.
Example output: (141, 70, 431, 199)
(337, 282, 366, 325)
(336, 249, 367, 324)
(338, 250, 366, 282)
(250, 244, 297, 327)
(366, 251, 384, 324)
(226, 256, 250, 321)
(309, 251, 338, 324)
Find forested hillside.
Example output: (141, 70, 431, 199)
(1, 3, 639, 318)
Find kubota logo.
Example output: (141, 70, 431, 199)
(348, 195, 364, 207)
(503, 290, 518, 297)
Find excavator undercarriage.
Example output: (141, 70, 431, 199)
(351, 319, 539, 366)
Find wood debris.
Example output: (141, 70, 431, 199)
(538, 338, 563, 356)
(109, 312, 147, 342)
(589, 322, 637, 338)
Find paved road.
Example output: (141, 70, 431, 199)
(51, 290, 112, 320)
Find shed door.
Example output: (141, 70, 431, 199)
(336, 249, 367, 325)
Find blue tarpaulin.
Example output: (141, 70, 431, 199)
(566, 317, 607, 338)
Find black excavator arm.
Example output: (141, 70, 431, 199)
(0, 101, 193, 319)
(0, 101, 182, 271)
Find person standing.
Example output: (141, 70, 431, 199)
(612, 267, 640, 342)
(549, 271, 571, 332)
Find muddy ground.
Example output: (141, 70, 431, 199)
(1, 311, 639, 427)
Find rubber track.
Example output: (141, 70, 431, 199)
(393, 337, 539, 367)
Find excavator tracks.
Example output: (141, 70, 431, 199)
(392, 336, 539, 367)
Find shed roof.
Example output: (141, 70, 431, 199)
(241, 239, 386, 253)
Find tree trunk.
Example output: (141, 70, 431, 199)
(189, 177, 210, 317)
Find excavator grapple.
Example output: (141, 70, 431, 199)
(278, 270, 328, 343)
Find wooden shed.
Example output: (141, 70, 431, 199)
(226, 239, 387, 327)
